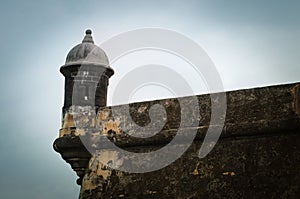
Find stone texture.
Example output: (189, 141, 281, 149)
(55, 82, 300, 198)
(80, 134, 299, 199)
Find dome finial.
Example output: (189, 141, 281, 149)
(86, 29, 92, 35)
(82, 29, 94, 43)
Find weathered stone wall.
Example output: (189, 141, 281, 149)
(80, 134, 299, 198)
(55, 82, 300, 198)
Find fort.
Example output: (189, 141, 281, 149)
(54, 30, 300, 198)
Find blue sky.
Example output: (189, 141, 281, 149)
(0, 0, 299, 198)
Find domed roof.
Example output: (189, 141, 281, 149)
(63, 30, 110, 68)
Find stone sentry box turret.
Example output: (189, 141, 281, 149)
(53, 30, 114, 185)
(60, 29, 114, 111)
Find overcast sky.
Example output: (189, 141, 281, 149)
(0, 0, 299, 198)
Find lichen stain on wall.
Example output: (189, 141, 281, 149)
(102, 120, 121, 135)
(81, 150, 123, 192)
